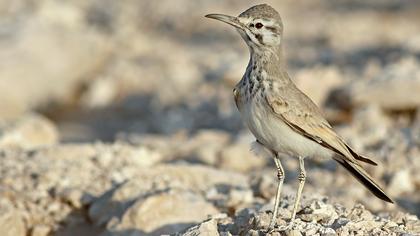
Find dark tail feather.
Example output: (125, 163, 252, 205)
(345, 144, 378, 166)
(335, 158, 393, 203)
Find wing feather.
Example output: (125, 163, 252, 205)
(265, 92, 360, 164)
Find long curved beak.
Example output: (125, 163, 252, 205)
(205, 14, 244, 29)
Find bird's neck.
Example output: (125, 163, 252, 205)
(249, 45, 286, 76)
(239, 45, 291, 96)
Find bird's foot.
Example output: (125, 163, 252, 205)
(266, 220, 291, 234)
(266, 217, 277, 233)
(265, 225, 276, 234)
(265, 224, 291, 234)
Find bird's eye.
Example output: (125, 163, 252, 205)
(255, 23, 263, 29)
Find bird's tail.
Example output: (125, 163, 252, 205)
(334, 158, 394, 203)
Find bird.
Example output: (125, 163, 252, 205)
(205, 4, 393, 230)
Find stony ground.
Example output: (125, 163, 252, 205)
(1, 0, 420, 235)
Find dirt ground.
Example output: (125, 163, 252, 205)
(0, 1, 420, 235)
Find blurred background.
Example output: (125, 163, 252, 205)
(0, 0, 420, 235)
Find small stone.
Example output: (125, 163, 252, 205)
(31, 224, 51, 236)
(331, 217, 350, 229)
(80, 76, 118, 108)
(181, 219, 220, 236)
(287, 229, 302, 236)
(252, 211, 271, 229)
(190, 130, 231, 166)
(320, 227, 337, 236)
(226, 187, 254, 208)
(58, 188, 84, 208)
(347, 204, 373, 221)
(246, 229, 259, 236)
(300, 200, 338, 225)
(305, 227, 318, 235)
(219, 142, 266, 172)
(0, 113, 58, 149)
(388, 169, 414, 196)
(253, 174, 276, 199)
(270, 231, 281, 236)
(220, 232, 233, 236)
(0, 202, 26, 236)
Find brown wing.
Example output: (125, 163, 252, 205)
(265, 90, 376, 165)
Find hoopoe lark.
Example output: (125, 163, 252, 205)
(206, 4, 393, 230)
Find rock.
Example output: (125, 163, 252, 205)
(0, 1, 111, 119)
(359, 104, 390, 130)
(337, 105, 390, 148)
(251, 211, 271, 229)
(225, 187, 254, 208)
(0, 113, 58, 149)
(89, 164, 248, 226)
(80, 76, 119, 109)
(226, 208, 257, 234)
(0, 201, 26, 236)
(246, 229, 260, 236)
(30, 224, 51, 236)
(299, 200, 338, 225)
(388, 169, 415, 196)
(405, 215, 420, 233)
(294, 66, 345, 107)
(206, 185, 254, 211)
(0, 142, 174, 235)
(219, 142, 267, 172)
(287, 229, 302, 236)
(320, 227, 336, 236)
(105, 190, 219, 235)
(252, 174, 277, 200)
(347, 57, 420, 110)
(57, 188, 84, 209)
(331, 218, 350, 229)
(189, 130, 231, 166)
(180, 218, 220, 236)
(346, 204, 373, 222)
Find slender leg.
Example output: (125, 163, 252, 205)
(290, 156, 306, 222)
(268, 154, 285, 230)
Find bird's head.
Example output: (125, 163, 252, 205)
(206, 4, 283, 51)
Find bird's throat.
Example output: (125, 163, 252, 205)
(249, 45, 285, 78)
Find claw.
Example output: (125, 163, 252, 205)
(265, 225, 276, 234)
(266, 223, 290, 234)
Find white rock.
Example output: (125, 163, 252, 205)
(57, 188, 84, 209)
(388, 169, 414, 196)
(349, 57, 420, 110)
(181, 219, 220, 236)
(0, 201, 26, 236)
(287, 229, 302, 236)
(320, 227, 336, 236)
(80, 76, 119, 108)
(294, 66, 344, 106)
(0, 2, 110, 119)
(0, 113, 58, 149)
(107, 190, 219, 235)
(300, 200, 338, 225)
(30, 224, 51, 236)
(219, 142, 267, 172)
(190, 130, 231, 166)
(89, 164, 248, 226)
